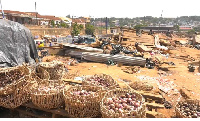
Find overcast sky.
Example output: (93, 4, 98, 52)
(1, 0, 200, 18)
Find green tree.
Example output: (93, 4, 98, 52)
(78, 24, 84, 30)
(188, 29, 196, 35)
(134, 24, 144, 31)
(61, 22, 69, 28)
(174, 25, 180, 32)
(85, 23, 95, 36)
(71, 22, 81, 37)
(50, 20, 55, 27)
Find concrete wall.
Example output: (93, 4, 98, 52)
(29, 28, 71, 37)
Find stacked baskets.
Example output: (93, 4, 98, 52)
(63, 85, 104, 118)
(100, 89, 146, 118)
(36, 61, 65, 80)
(30, 61, 66, 109)
(0, 65, 31, 108)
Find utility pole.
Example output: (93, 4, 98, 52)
(0, 0, 4, 19)
(106, 17, 108, 35)
(35, 2, 38, 25)
(158, 10, 163, 33)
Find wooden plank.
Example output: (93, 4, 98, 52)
(62, 79, 82, 84)
(146, 111, 163, 118)
(22, 103, 69, 117)
(145, 102, 165, 109)
(136, 91, 164, 102)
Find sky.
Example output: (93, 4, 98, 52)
(1, 0, 200, 18)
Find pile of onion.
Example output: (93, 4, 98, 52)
(178, 102, 200, 118)
(104, 93, 142, 116)
(86, 77, 111, 88)
(36, 84, 64, 94)
(0, 70, 24, 87)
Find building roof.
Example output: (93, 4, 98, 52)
(72, 18, 86, 23)
(59, 17, 72, 22)
(1, 10, 62, 21)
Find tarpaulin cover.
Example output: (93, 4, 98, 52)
(0, 19, 38, 67)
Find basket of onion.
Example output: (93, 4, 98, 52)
(0, 65, 31, 95)
(82, 74, 119, 90)
(175, 99, 200, 118)
(0, 81, 30, 109)
(30, 78, 65, 109)
(100, 89, 146, 118)
(63, 85, 104, 118)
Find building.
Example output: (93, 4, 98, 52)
(140, 26, 174, 33)
(0, 10, 33, 24)
(72, 18, 87, 28)
(59, 17, 72, 26)
(0, 10, 63, 26)
(179, 26, 193, 31)
(110, 27, 121, 35)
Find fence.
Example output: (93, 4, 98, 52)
(57, 37, 73, 44)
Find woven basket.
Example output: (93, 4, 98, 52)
(0, 65, 31, 95)
(30, 78, 65, 109)
(37, 61, 64, 80)
(175, 99, 200, 118)
(63, 85, 105, 118)
(100, 89, 146, 118)
(82, 73, 119, 90)
(0, 78, 30, 109)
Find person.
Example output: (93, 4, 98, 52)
(49, 41, 52, 47)
(148, 29, 153, 35)
(166, 30, 171, 37)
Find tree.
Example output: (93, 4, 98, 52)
(71, 22, 82, 37)
(85, 23, 95, 36)
(50, 20, 55, 27)
(78, 24, 84, 30)
(134, 24, 144, 31)
(174, 25, 180, 32)
(188, 29, 196, 36)
(61, 22, 69, 28)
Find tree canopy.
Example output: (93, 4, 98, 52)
(71, 22, 83, 37)
(85, 23, 95, 36)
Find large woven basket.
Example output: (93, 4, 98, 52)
(175, 99, 200, 118)
(82, 73, 119, 90)
(0, 78, 30, 109)
(30, 78, 65, 109)
(100, 89, 146, 118)
(63, 85, 105, 118)
(37, 61, 64, 80)
(0, 65, 31, 95)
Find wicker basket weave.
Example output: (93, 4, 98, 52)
(175, 99, 200, 118)
(37, 61, 64, 80)
(0, 78, 30, 109)
(0, 65, 31, 95)
(30, 77, 65, 109)
(82, 73, 119, 90)
(63, 85, 105, 118)
(100, 89, 146, 118)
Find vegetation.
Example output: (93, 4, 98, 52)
(174, 25, 180, 32)
(50, 20, 55, 27)
(85, 24, 95, 36)
(134, 24, 146, 32)
(71, 22, 83, 37)
(60, 22, 69, 28)
(187, 29, 196, 36)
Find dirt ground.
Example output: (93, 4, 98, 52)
(41, 31, 200, 118)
